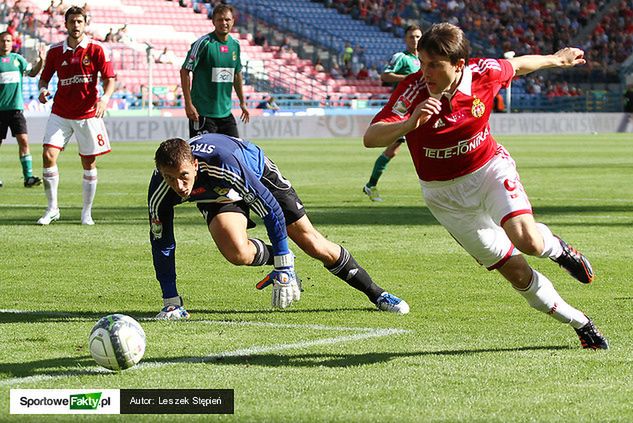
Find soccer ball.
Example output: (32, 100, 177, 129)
(88, 314, 146, 371)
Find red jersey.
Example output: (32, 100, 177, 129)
(372, 58, 515, 181)
(41, 37, 116, 119)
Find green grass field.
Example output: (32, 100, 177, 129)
(1, 134, 632, 422)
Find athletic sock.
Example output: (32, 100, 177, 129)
(20, 154, 33, 179)
(42, 166, 59, 210)
(326, 246, 383, 303)
(82, 168, 98, 219)
(366, 153, 391, 188)
(516, 269, 589, 328)
(249, 238, 274, 266)
(536, 222, 563, 259)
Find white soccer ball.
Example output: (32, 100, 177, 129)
(88, 314, 146, 371)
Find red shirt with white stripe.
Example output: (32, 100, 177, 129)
(372, 58, 515, 181)
(40, 37, 116, 119)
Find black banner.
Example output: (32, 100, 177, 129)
(120, 389, 234, 414)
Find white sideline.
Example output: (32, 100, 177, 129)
(0, 312, 410, 387)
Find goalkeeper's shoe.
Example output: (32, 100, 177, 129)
(574, 317, 608, 350)
(156, 304, 190, 320)
(551, 236, 594, 284)
(376, 292, 409, 314)
(24, 176, 42, 188)
(363, 185, 383, 202)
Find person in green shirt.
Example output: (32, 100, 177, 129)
(363, 24, 422, 202)
(0, 31, 43, 188)
(180, 4, 249, 138)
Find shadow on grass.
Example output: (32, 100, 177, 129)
(2, 203, 633, 227)
(0, 307, 376, 324)
(0, 345, 574, 380)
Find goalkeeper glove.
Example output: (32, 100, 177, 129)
(256, 253, 300, 308)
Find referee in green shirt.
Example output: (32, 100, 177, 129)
(0, 31, 43, 188)
(180, 4, 249, 138)
(362, 24, 422, 202)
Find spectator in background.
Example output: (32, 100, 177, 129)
(356, 63, 369, 80)
(314, 58, 325, 73)
(114, 24, 133, 45)
(104, 27, 115, 42)
(624, 85, 633, 113)
(257, 95, 280, 111)
(493, 93, 506, 112)
(368, 64, 380, 81)
(155, 46, 177, 64)
(330, 61, 342, 79)
(342, 42, 353, 67)
(253, 30, 266, 47)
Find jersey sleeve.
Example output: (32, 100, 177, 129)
(148, 169, 183, 287)
(235, 40, 242, 73)
(475, 58, 515, 89)
(17, 55, 29, 75)
(382, 52, 403, 74)
(182, 37, 206, 71)
(371, 71, 421, 124)
(40, 49, 56, 84)
(97, 44, 116, 79)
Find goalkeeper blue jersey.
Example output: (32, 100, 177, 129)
(148, 134, 289, 287)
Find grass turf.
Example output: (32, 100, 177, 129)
(0, 134, 632, 422)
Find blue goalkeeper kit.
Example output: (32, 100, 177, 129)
(148, 134, 290, 294)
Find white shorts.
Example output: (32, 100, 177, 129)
(43, 113, 111, 157)
(421, 146, 533, 270)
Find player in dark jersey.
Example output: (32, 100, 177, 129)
(148, 134, 409, 318)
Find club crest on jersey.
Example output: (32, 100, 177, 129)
(471, 98, 485, 118)
(243, 192, 256, 205)
(82, 55, 91, 66)
(151, 218, 163, 239)
(392, 95, 411, 117)
(213, 187, 229, 196)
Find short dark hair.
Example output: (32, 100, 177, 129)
(155, 138, 195, 169)
(418, 23, 470, 64)
(404, 24, 422, 35)
(212, 4, 235, 19)
(65, 6, 87, 23)
(0, 31, 12, 39)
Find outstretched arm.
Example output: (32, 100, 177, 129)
(509, 47, 586, 76)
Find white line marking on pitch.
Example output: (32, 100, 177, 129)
(0, 312, 410, 387)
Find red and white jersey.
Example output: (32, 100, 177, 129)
(372, 58, 515, 181)
(41, 36, 116, 119)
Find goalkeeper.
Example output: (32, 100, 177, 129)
(148, 135, 409, 318)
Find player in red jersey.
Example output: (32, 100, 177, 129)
(36, 6, 116, 225)
(364, 23, 608, 350)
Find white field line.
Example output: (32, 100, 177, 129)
(0, 311, 410, 387)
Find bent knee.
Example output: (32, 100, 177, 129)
(222, 247, 253, 266)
